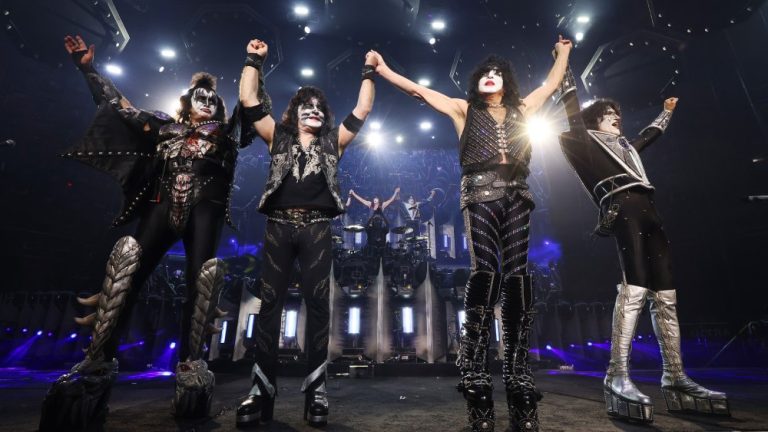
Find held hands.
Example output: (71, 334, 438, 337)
(368, 50, 388, 74)
(664, 97, 678, 111)
(64, 35, 94, 66)
(247, 39, 268, 57)
(365, 50, 378, 67)
(554, 34, 573, 57)
(349, 189, 354, 196)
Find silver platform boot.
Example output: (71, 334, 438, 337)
(603, 283, 654, 423)
(648, 290, 730, 416)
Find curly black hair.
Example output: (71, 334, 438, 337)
(281, 86, 334, 136)
(580, 98, 622, 131)
(466, 54, 522, 109)
(177, 72, 227, 124)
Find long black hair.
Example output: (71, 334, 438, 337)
(177, 72, 227, 124)
(466, 54, 522, 109)
(281, 86, 334, 136)
(580, 98, 622, 131)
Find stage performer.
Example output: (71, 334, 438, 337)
(371, 35, 572, 432)
(558, 75, 730, 422)
(39, 36, 263, 430)
(235, 39, 375, 427)
(348, 187, 400, 254)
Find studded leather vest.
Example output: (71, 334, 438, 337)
(258, 125, 344, 215)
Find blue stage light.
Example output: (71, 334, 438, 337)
(69, 333, 77, 339)
(36, 330, 43, 336)
(21, 328, 28, 333)
(638, 335, 643, 340)
(546, 344, 552, 350)
(587, 341, 593, 347)
(569, 343, 575, 348)
(169, 342, 176, 349)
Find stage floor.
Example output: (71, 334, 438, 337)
(1, 367, 766, 431)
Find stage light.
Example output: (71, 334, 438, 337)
(431, 19, 446, 30)
(587, 341, 593, 347)
(246, 313, 256, 339)
(300, 68, 314, 77)
(419, 121, 432, 131)
(546, 344, 552, 350)
(457, 310, 466, 325)
(158, 66, 165, 73)
(575, 32, 584, 42)
(166, 97, 181, 117)
(494, 319, 500, 341)
(104, 64, 123, 76)
(294, 4, 310, 16)
(428, 37, 436, 45)
(285, 310, 298, 338)
(22, 328, 28, 333)
(161, 371, 173, 376)
(219, 320, 228, 344)
(581, 99, 596, 109)
(395, 134, 404, 144)
(36, 330, 43, 336)
(576, 15, 590, 23)
(526, 115, 555, 144)
(366, 132, 383, 147)
(418, 78, 431, 87)
(402, 307, 414, 334)
(443, 234, 449, 248)
(569, 343, 575, 348)
(348, 307, 361, 335)
(160, 48, 176, 59)
(47, 332, 53, 337)
(169, 341, 176, 349)
(370, 120, 382, 130)
(304, 25, 311, 34)
(638, 335, 643, 340)
(69, 333, 77, 339)
(462, 235, 468, 250)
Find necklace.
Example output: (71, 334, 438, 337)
(487, 102, 504, 108)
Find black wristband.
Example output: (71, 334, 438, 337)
(242, 103, 270, 124)
(361, 64, 376, 81)
(245, 52, 265, 70)
(342, 113, 364, 133)
(71, 51, 97, 74)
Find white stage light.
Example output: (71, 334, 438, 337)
(304, 25, 311, 34)
(431, 19, 446, 30)
(349, 307, 361, 334)
(577, 15, 590, 23)
(219, 320, 228, 344)
(575, 32, 584, 42)
(158, 66, 165, 73)
(526, 115, 555, 144)
(294, 4, 309, 16)
(419, 121, 432, 131)
(581, 99, 596, 109)
(402, 307, 414, 334)
(300, 68, 314, 77)
(104, 64, 122, 76)
(285, 310, 298, 338)
(366, 132, 383, 147)
(458, 310, 466, 326)
(428, 37, 436, 45)
(160, 48, 176, 59)
(246, 314, 256, 339)
(418, 78, 431, 87)
(395, 134, 404, 144)
(370, 121, 382, 130)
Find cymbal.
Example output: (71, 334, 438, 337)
(390, 226, 414, 235)
(407, 236, 428, 242)
(343, 224, 365, 232)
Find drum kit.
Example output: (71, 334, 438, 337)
(334, 223, 431, 263)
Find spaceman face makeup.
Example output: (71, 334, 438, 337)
(598, 107, 622, 135)
(191, 88, 218, 120)
(298, 97, 325, 129)
(478, 68, 503, 94)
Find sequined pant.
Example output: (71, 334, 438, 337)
(463, 190, 533, 275)
(252, 220, 332, 390)
(612, 189, 673, 291)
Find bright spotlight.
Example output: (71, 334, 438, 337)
(166, 97, 181, 116)
(36, 330, 43, 336)
(457, 310, 466, 328)
(246, 314, 256, 339)
(160, 48, 176, 59)
(300, 68, 314, 77)
(581, 99, 596, 109)
(366, 132, 383, 147)
(304, 25, 311, 34)
(577, 15, 591, 23)
(69, 332, 77, 339)
(395, 134, 404, 144)
(219, 320, 228, 344)
(294, 4, 309, 16)
(428, 37, 436, 45)
(158, 66, 165, 73)
(348, 307, 361, 334)
(370, 121, 382, 130)
(285, 310, 298, 338)
(431, 19, 446, 30)
(104, 64, 123, 76)
(169, 341, 176, 349)
(418, 78, 431, 86)
(402, 307, 414, 334)
(494, 319, 500, 341)
(546, 344, 553, 350)
(575, 32, 584, 42)
(526, 115, 555, 144)
(419, 121, 432, 131)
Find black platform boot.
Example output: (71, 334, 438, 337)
(501, 274, 541, 432)
(456, 271, 501, 432)
(236, 361, 276, 427)
(302, 361, 329, 427)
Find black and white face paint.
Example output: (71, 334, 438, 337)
(191, 88, 218, 121)
(598, 107, 622, 136)
(478, 68, 503, 94)
(298, 97, 325, 129)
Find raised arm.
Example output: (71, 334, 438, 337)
(521, 35, 573, 117)
(372, 51, 468, 136)
(349, 189, 372, 208)
(382, 187, 401, 209)
(239, 38, 276, 149)
(633, 97, 677, 152)
(338, 51, 377, 155)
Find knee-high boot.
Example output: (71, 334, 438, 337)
(603, 283, 654, 422)
(648, 290, 730, 416)
(40, 236, 141, 432)
(456, 271, 501, 432)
